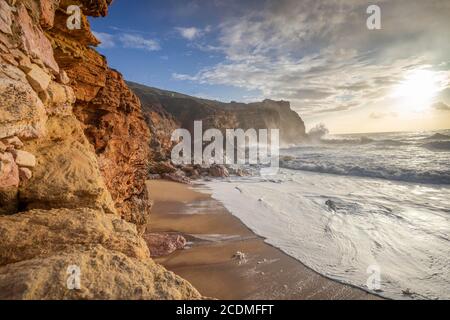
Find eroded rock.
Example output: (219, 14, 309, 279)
(144, 233, 187, 258)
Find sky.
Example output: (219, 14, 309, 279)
(90, 0, 450, 134)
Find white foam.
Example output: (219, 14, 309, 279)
(203, 169, 450, 300)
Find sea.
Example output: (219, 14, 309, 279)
(204, 130, 450, 300)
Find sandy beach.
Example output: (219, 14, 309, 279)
(146, 180, 380, 300)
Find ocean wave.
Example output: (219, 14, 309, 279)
(319, 137, 409, 147)
(422, 133, 450, 140)
(320, 136, 373, 145)
(422, 141, 450, 151)
(280, 161, 450, 185)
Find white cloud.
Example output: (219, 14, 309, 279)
(93, 31, 116, 49)
(176, 26, 210, 40)
(173, 0, 450, 117)
(93, 31, 161, 52)
(119, 33, 160, 51)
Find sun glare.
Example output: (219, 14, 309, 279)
(392, 69, 446, 112)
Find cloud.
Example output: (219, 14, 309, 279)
(432, 102, 450, 111)
(93, 31, 116, 48)
(173, 0, 450, 117)
(175, 26, 211, 40)
(119, 34, 160, 51)
(93, 31, 161, 52)
(176, 27, 201, 40)
(369, 112, 398, 119)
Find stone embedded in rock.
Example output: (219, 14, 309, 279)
(19, 167, 32, 181)
(26, 64, 51, 93)
(18, 55, 33, 73)
(17, 4, 59, 74)
(47, 81, 75, 105)
(0, 0, 12, 35)
(0, 152, 19, 188)
(39, 0, 57, 29)
(12, 150, 36, 168)
(4, 136, 24, 149)
(0, 62, 47, 141)
(57, 70, 70, 85)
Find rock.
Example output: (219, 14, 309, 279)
(0, 65, 47, 140)
(0, 0, 12, 35)
(0, 245, 201, 300)
(232, 251, 248, 264)
(149, 160, 177, 174)
(47, 81, 75, 106)
(0, 141, 6, 152)
(162, 172, 192, 185)
(0, 152, 19, 188)
(148, 173, 161, 180)
(17, 4, 59, 74)
(11, 150, 36, 168)
(26, 63, 51, 93)
(4, 136, 24, 149)
(57, 70, 70, 85)
(144, 233, 187, 257)
(0, 208, 201, 300)
(18, 167, 32, 181)
(402, 288, 414, 296)
(18, 115, 116, 214)
(0, 208, 150, 266)
(17, 55, 33, 73)
(209, 164, 230, 178)
(189, 169, 200, 180)
(39, 0, 57, 29)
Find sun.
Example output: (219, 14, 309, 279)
(392, 69, 446, 112)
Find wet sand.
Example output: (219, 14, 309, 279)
(146, 180, 381, 300)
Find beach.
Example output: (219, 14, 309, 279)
(146, 180, 380, 300)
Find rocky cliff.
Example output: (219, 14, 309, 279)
(128, 82, 307, 145)
(0, 0, 200, 299)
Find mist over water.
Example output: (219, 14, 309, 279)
(205, 130, 450, 300)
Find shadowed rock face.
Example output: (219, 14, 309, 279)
(0, 0, 201, 300)
(128, 82, 307, 145)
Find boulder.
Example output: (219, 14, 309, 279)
(0, 208, 201, 300)
(162, 172, 192, 185)
(144, 233, 187, 258)
(209, 164, 230, 178)
(149, 160, 177, 174)
(0, 208, 150, 266)
(12, 150, 36, 168)
(0, 245, 201, 300)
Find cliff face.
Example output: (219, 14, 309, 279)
(0, 0, 200, 299)
(128, 82, 307, 145)
(47, 0, 151, 230)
